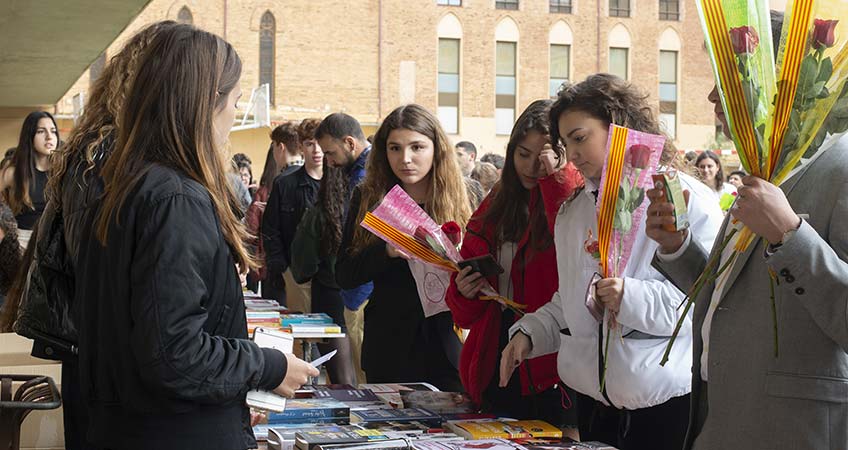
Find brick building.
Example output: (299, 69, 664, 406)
(51, 0, 723, 165)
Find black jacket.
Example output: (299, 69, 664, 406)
(335, 188, 462, 391)
(262, 166, 320, 276)
(72, 164, 286, 450)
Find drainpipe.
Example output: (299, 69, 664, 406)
(378, 0, 383, 119)
(596, 0, 602, 72)
(223, 0, 228, 40)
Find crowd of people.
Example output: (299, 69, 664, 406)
(0, 11, 845, 450)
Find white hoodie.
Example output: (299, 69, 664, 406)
(511, 172, 723, 410)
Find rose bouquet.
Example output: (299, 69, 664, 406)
(595, 125, 665, 389)
(661, 0, 848, 365)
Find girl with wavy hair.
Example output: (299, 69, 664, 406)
(337, 104, 471, 390)
(501, 74, 723, 450)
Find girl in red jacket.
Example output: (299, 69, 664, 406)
(446, 99, 582, 426)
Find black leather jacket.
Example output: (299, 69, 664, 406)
(68, 162, 285, 449)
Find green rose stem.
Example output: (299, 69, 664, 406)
(660, 227, 739, 366)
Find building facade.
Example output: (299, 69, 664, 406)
(53, 0, 720, 165)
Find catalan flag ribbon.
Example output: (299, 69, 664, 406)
(662, 0, 848, 365)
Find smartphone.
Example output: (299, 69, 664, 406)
(457, 254, 504, 277)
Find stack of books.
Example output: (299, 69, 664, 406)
(245, 299, 285, 334)
(282, 313, 343, 335)
(247, 311, 283, 334)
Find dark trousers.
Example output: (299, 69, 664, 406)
(261, 273, 286, 306)
(62, 360, 98, 450)
(576, 391, 690, 450)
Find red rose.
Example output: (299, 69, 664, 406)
(441, 221, 462, 246)
(729, 26, 760, 55)
(625, 144, 653, 169)
(812, 19, 838, 49)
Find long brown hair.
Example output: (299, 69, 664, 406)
(317, 159, 348, 256)
(549, 73, 678, 168)
(480, 99, 561, 252)
(94, 24, 254, 269)
(6, 111, 58, 214)
(47, 21, 178, 209)
(350, 104, 471, 254)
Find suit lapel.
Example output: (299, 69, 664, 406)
(717, 163, 813, 300)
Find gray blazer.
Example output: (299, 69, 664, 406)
(654, 139, 848, 450)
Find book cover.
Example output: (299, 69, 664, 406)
(268, 398, 351, 424)
(352, 408, 441, 427)
(281, 313, 334, 326)
(287, 324, 343, 334)
(520, 440, 617, 450)
(296, 428, 391, 450)
(315, 438, 412, 450)
(411, 438, 527, 450)
(400, 391, 475, 415)
(446, 420, 562, 440)
(315, 388, 381, 403)
(269, 425, 349, 450)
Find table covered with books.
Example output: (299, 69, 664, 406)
(251, 383, 615, 450)
(244, 295, 617, 450)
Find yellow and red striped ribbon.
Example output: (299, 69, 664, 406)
(362, 212, 457, 272)
(597, 125, 629, 278)
(767, 0, 814, 179)
(701, 0, 761, 176)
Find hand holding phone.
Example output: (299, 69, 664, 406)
(457, 254, 504, 278)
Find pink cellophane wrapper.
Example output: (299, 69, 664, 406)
(596, 127, 666, 278)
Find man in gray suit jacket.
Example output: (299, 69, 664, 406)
(645, 83, 848, 449)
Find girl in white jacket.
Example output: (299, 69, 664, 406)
(500, 74, 724, 450)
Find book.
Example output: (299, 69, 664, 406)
(268, 425, 349, 450)
(246, 328, 294, 412)
(268, 398, 351, 424)
(315, 388, 380, 402)
(352, 408, 441, 427)
(359, 383, 440, 408)
(286, 324, 343, 334)
(314, 439, 412, 450)
(446, 420, 562, 440)
(400, 391, 475, 415)
(411, 438, 527, 450)
(281, 313, 334, 326)
(296, 428, 392, 450)
(520, 441, 617, 450)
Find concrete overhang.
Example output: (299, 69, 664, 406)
(0, 0, 152, 108)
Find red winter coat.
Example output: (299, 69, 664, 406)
(446, 164, 582, 405)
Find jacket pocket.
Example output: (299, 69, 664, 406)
(766, 372, 848, 403)
(211, 303, 234, 336)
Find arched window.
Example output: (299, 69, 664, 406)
(177, 6, 193, 25)
(659, 28, 682, 139)
(438, 14, 462, 134)
(549, 21, 573, 97)
(608, 24, 632, 80)
(495, 18, 519, 135)
(260, 11, 276, 105)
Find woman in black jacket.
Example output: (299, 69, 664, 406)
(73, 24, 316, 450)
(336, 104, 471, 392)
